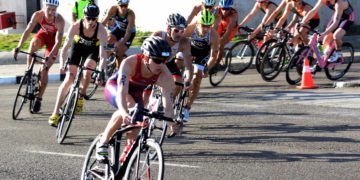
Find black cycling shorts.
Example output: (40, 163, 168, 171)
(191, 46, 210, 65)
(308, 19, 320, 30)
(68, 44, 99, 66)
(110, 27, 136, 48)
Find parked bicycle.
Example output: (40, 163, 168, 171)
(56, 57, 102, 144)
(81, 104, 178, 180)
(286, 29, 354, 85)
(12, 51, 47, 120)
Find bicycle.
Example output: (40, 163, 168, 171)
(56, 57, 102, 144)
(259, 29, 295, 81)
(286, 29, 354, 85)
(12, 51, 47, 120)
(81, 104, 178, 180)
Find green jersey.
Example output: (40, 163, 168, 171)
(72, 0, 91, 20)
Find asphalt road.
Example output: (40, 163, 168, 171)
(0, 66, 360, 179)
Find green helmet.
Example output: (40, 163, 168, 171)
(198, 10, 214, 26)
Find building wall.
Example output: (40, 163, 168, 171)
(1, 0, 359, 34)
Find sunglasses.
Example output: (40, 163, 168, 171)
(173, 28, 185, 33)
(201, 24, 212, 29)
(120, 4, 128, 8)
(151, 58, 166, 64)
(85, 17, 97, 21)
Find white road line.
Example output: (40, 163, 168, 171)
(27, 150, 201, 168)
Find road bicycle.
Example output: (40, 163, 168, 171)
(81, 104, 177, 180)
(12, 51, 46, 120)
(286, 30, 354, 85)
(56, 57, 102, 144)
(259, 29, 295, 81)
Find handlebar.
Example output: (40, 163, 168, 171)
(238, 26, 253, 34)
(18, 50, 46, 60)
(130, 104, 178, 124)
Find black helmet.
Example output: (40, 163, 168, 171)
(167, 13, 187, 28)
(84, 4, 100, 18)
(141, 36, 171, 59)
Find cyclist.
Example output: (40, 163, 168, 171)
(48, 5, 107, 126)
(97, 36, 174, 162)
(215, 0, 239, 63)
(186, 0, 219, 25)
(271, 0, 320, 47)
(151, 13, 193, 136)
(301, 0, 355, 62)
(13, 0, 65, 113)
(238, 0, 282, 40)
(182, 10, 219, 122)
(72, 0, 94, 23)
(101, 0, 136, 69)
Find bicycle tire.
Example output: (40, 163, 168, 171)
(227, 40, 254, 74)
(85, 71, 99, 100)
(324, 42, 354, 80)
(209, 49, 231, 87)
(260, 42, 286, 81)
(124, 139, 164, 180)
(29, 73, 40, 113)
(81, 134, 114, 180)
(12, 76, 28, 120)
(285, 46, 311, 85)
(255, 39, 277, 73)
(56, 88, 79, 144)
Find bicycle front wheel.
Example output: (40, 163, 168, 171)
(56, 88, 79, 144)
(324, 42, 354, 80)
(124, 139, 164, 180)
(228, 40, 254, 74)
(12, 76, 28, 120)
(286, 46, 312, 85)
(255, 39, 277, 73)
(209, 49, 231, 87)
(260, 43, 286, 82)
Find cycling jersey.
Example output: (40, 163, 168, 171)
(292, 1, 320, 19)
(110, 8, 136, 46)
(190, 28, 211, 65)
(216, 7, 239, 41)
(104, 54, 159, 108)
(68, 20, 100, 65)
(326, 0, 355, 20)
(114, 9, 136, 32)
(34, 12, 58, 57)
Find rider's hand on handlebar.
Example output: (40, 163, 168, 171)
(13, 47, 20, 61)
(184, 78, 192, 90)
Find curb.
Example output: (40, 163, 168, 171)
(0, 74, 65, 85)
(333, 81, 360, 88)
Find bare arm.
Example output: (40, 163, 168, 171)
(97, 24, 108, 71)
(72, 13, 77, 23)
(238, 3, 259, 27)
(60, 23, 77, 68)
(101, 6, 116, 25)
(157, 68, 175, 118)
(183, 22, 196, 38)
(323, 4, 343, 35)
(274, 3, 292, 29)
(207, 29, 220, 70)
(48, 15, 65, 59)
(251, 6, 277, 37)
(122, 10, 135, 43)
(186, 5, 201, 25)
(180, 38, 194, 82)
(264, 0, 286, 25)
(301, 0, 324, 24)
(116, 58, 132, 115)
(16, 12, 39, 49)
(221, 12, 238, 44)
(286, 14, 298, 30)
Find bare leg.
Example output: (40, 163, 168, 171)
(185, 71, 202, 109)
(80, 59, 97, 96)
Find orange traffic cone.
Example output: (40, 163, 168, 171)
(296, 57, 318, 89)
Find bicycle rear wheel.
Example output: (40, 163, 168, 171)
(12, 76, 28, 120)
(81, 134, 115, 180)
(260, 43, 286, 81)
(255, 39, 277, 73)
(124, 139, 164, 180)
(56, 88, 79, 144)
(85, 71, 99, 100)
(209, 49, 231, 87)
(228, 40, 254, 74)
(324, 42, 354, 80)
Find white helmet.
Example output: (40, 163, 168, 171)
(43, 0, 59, 7)
(202, 0, 216, 6)
(118, 0, 130, 5)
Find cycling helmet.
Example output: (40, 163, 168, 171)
(117, 0, 130, 5)
(198, 10, 215, 26)
(43, 0, 59, 7)
(142, 36, 171, 59)
(219, 0, 233, 8)
(84, 4, 100, 18)
(167, 13, 187, 28)
(202, 0, 216, 6)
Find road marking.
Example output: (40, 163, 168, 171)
(27, 150, 201, 168)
